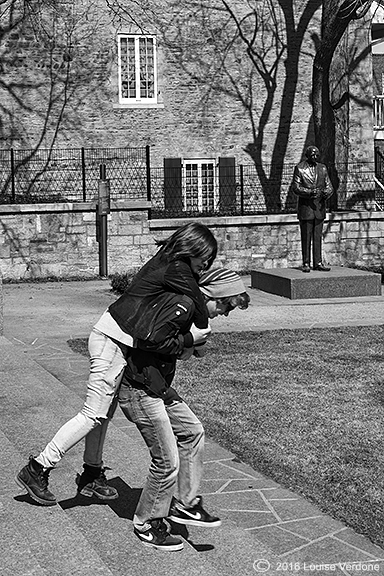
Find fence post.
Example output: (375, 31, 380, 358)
(146, 145, 152, 220)
(10, 149, 15, 201)
(239, 164, 244, 215)
(97, 163, 110, 278)
(81, 147, 86, 201)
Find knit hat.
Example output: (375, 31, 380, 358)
(199, 268, 246, 299)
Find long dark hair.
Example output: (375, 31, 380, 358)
(156, 222, 217, 269)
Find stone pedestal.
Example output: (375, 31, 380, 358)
(251, 266, 382, 300)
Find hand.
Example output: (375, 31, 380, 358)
(178, 347, 195, 361)
(193, 343, 206, 358)
(311, 188, 322, 199)
(189, 322, 211, 345)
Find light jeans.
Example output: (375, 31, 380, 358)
(36, 329, 127, 470)
(118, 384, 204, 530)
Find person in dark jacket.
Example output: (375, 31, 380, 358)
(118, 268, 250, 551)
(16, 223, 217, 507)
(292, 146, 333, 273)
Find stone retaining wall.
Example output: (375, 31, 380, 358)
(0, 202, 383, 281)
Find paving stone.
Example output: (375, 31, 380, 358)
(334, 527, 384, 560)
(221, 509, 277, 529)
(276, 514, 347, 540)
(249, 524, 310, 555)
(201, 460, 260, 481)
(203, 440, 235, 461)
(266, 496, 328, 522)
(264, 487, 303, 501)
(202, 478, 263, 493)
(207, 489, 273, 512)
(282, 535, 380, 564)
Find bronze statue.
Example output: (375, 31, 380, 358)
(292, 146, 333, 273)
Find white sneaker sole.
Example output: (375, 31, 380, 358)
(141, 541, 184, 551)
(168, 515, 222, 528)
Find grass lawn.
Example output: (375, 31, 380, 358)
(68, 325, 384, 548)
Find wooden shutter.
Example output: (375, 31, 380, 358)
(164, 158, 182, 214)
(218, 157, 236, 213)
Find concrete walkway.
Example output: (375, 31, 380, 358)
(1, 278, 384, 576)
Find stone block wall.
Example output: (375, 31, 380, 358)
(1, 203, 383, 282)
(151, 214, 384, 273)
(0, 201, 154, 280)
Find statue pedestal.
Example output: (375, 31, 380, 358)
(250, 266, 382, 300)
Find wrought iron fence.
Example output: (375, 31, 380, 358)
(150, 162, 297, 218)
(151, 161, 380, 218)
(0, 146, 149, 203)
(0, 147, 381, 215)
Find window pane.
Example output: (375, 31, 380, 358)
(139, 37, 154, 99)
(120, 37, 136, 98)
(185, 163, 199, 210)
(201, 163, 214, 211)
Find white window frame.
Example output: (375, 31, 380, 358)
(118, 34, 158, 105)
(182, 158, 218, 212)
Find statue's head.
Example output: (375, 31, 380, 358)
(305, 146, 320, 164)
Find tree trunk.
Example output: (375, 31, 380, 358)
(312, 10, 349, 210)
(312, 0, 373, 210)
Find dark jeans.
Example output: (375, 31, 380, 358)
(299, 218, 324, 267)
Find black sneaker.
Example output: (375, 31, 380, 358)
(15, 456, 57, 506)
(168, 496, 221, 528)
(134, 520, 184, 551)
(76, 465, 118, 500)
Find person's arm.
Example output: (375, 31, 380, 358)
(164, 260, 209, 328)
(135, 295, 210, 356)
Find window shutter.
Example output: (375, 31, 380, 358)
(164, 157, 182, 214)
(218, 157, 236, 213)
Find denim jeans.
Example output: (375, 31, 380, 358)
(118, 384, 204, 530)
(36, 329, 127, 470)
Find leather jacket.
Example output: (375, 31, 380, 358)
(292, 160, 333, 220)
(108, 250, 209, 339)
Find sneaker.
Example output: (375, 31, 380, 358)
(134, 520, 184, 551)
(168, 496, 221, 528)
(15, 456, 57, 506)
(76, 465, 118, 500)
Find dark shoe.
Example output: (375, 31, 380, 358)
(76, 465, 118, 500)
(314, 263, 330, 271)
(134, 520, 184, 551)
(301, 264, 311, 273)
(15, 456, 57, 506)
(168, 496, 221, 528)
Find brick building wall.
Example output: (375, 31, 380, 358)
(0, 203, 383, 281)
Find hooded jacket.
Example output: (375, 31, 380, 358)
(122, 292, 197, 403)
